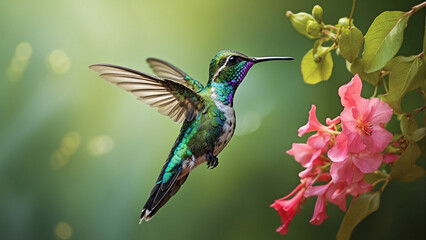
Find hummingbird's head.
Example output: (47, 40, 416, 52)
(207, 50, 294, 86)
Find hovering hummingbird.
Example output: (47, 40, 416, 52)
(89, 50, 293, 223)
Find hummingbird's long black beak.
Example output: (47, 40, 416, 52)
(253, 56, 294, 63)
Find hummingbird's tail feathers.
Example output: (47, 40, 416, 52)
(139, 171, 189, 223)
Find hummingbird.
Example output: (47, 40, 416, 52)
(89, 50, 293, 223)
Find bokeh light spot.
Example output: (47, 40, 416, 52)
(61, 131, 81, 153)
(50, 131, 81, 168)
(235, 112, 262, 136)
(48, 50, 71, 74)
(6, 41, 32, 81)
(54, 221, 72, 240)
(88, 135, 114, 156)
(15, 42, 33, 60)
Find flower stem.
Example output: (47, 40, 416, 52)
(348, 0, 356, 29)
(371, 178, 386, 187)
(382, 78, 389, 93)
(380, 178, 390, 192)
(407, 105, 426, 126)
(371, 85, 378, 98)
(408, 1, 426, 15)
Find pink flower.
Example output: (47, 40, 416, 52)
(347, 180, 373, 197)
(287, 143, 320, 167)
(287, 140, 328, 179)
(271, 183, 306, 235)
(328, 133, 349, 162)
(325, 179, 373, 212)
(305, 183, 331, 225)
(298, 105, 338, 137)
(339, 76, 393, 153)
(326, 182, 348, 211)
(307, 132, 331, 153)
(330, 151, 383, 184)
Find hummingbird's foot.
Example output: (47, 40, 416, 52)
(206, 152, 219, 169)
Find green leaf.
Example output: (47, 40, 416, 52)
(350, 58, 380, 85)
(411, 61, 426, 92)
(400, 115, 418, 139)
(383, 55, 417, 72)
(337, 192, 381, 240)
(423, 80, 426, 105)
(390, 142, 421, 179)
(389, 56, 422, 93)
(301, 47, 333, 84)
(381, 92, 403, 114)
(382, 57, 423, 113)
(412, 127, 426, 142)
(397, 165, 426, 182)
(423, 13, 426, 66)
(339, 27, 364, 63)
(362, 11, 409, 73)
(364, 171, 387, 184)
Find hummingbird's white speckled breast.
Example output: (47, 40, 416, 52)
(212, 98, 236, 156)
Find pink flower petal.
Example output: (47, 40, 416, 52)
(384, 153, 399, 164)
(271, 187, 305, 235)
(345, 129, 367, 153)
(330, 161, 353, 184)
(298, 105, 330, 137)
(354, 98, 372, 121)
(326, 183, 347, 211)
(330, 156, 364, 184)
(326, 116, 341, 126)
(307, 132, 331, 152)
(352, 151, 383, 173)
(368, 98, 393, 124)
(338, 74, 362, 108)
(286, 143, 316, 167)
(305, 183, 331, 198)
(328, 134, 349, 162)
(310, 194, 328, 225)
(361, 126, 393, 153)
(347, 180, 373, 197)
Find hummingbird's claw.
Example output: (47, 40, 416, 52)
(206, 152, 219, 169)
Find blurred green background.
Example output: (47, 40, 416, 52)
(1, 0, 424, 239)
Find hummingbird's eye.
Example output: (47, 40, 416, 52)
(227, 56, 238, 65)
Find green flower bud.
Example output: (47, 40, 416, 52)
(286, 11, 316, 39)
(312, 5, 323, 22)
(338, 17, 354, 28)
(313, 54, 323, 63)
(306, 20, 321, 36)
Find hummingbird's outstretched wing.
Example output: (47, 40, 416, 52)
(146, 58, 204, 92)
(89, 64, 205, 123)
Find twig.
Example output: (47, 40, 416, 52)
(348, 0, 356, 29)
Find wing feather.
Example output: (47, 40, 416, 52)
(89, 64, 205, 123)
(146, 58, 204, 92)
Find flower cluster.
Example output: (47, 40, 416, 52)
(271, 75, 397, 235)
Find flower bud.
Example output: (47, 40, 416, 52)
(286, 11, 316, 39)
(338, 17, 354, 28)
(313, 54, 323, 63)
(306, 20, 321, 36)
(312, 5, 323, 22)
